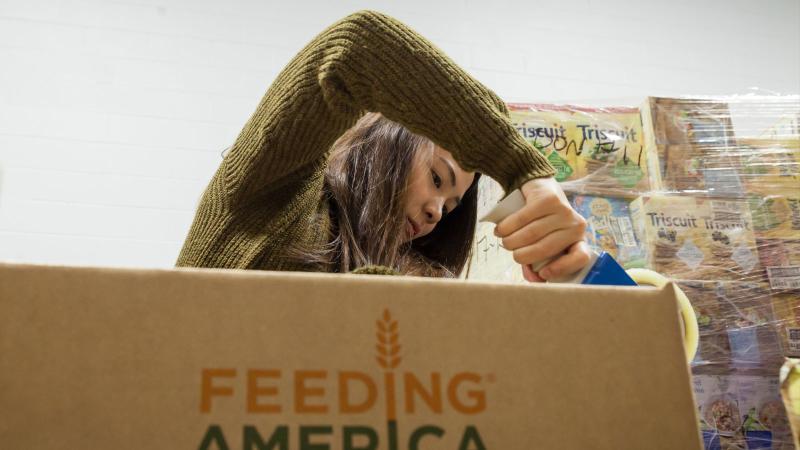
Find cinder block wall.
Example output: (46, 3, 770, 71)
(1, 0, 798, 267)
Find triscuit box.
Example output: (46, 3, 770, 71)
(569, 194, 646, 269)
(755, 238, 800, 291)
(630, 195, 761, 281)
(717, 282, 781, 366)
(640, 97, 743, 197)
(678, 280, 731, 365)
(691, 368, 748, 450)
(641, 97, 736, 146)
(658, 144, 745, 197)
(692, 367, 795, 450)
(0, 263, 703, 450)
(736, 370, 794, 449)
(681, 280, 780, 368)
(507, 103, 659, 195)
(772, 292, 800, 357)
(748, 190, 800, 290)
(739, 138, 800, 195)
(748, 193, 800, 241)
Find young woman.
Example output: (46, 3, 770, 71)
(176, 10, 589, 281)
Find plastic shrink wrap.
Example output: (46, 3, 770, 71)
(467, 95, 800, 449)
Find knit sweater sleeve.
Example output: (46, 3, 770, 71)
(223, 10, 554, 205)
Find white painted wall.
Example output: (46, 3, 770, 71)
(1, 0, 798, 268)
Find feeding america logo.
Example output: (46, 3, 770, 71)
(199, 309, 491, 449)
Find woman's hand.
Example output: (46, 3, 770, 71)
(494, 177, 590, 282)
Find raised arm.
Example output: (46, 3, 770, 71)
(223, 10, 555, 205)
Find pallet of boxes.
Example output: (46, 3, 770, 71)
(468, 97, 800, 449)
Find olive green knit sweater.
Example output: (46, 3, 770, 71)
(176, 10, 555, 272)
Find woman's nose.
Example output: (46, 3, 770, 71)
(423, 198, 444, 223)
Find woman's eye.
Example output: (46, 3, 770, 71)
(431, 170, 442, 189)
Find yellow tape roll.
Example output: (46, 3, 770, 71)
(626, 269, 699, 363)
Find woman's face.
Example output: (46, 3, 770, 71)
(403, 144, 475, 242)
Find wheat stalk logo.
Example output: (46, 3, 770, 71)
(376, 309, 401, 425)
(376, 309, 401, 369)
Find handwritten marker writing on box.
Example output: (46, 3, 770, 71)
(481, 189, 699, 362)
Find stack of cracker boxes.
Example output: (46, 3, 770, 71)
(497, 98, 799, 449)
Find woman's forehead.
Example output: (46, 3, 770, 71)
(433, 146, 472, 174)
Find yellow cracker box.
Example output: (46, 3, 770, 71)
(739, 138, 800, 195)
(640, 97, 743, 196)
(736, 371, 794, 448)
(772, 293, 800, 357)
(508, 103, 659, 195)
(683, 280, 781, 367)
(640, 97, 736, 147)
(755, 238, 800, 291)
(692, 366, 794, 449)
(568, 194, 647, 269)
(658, 144, 745, 197)
(630, 195, 761, 281)
(691, 368, 748, 449)
(748, 193, 800, 241)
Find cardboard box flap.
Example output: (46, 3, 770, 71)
(0, 263, 702, 449)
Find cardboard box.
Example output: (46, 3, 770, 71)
(640, 97, 743, 197)
(641, 98, 735, 147)
(748, 193, 800, 241)
(736, 370, 793, 449)
(657, 144, 745, 198)
(680, 280, 781, 367)
(0, 263, 703, 450)
(678, 280, 733, 365)
(691, 368, 749, 450)
(717, 282, 782, 367)
(772, 293, 800, 357)
(692, 366, 794, 450)
(507, 103, 659, 195)
(630, 195, 761, 282)
(739, 138, 800, 195)
(569, 194, 647, 269)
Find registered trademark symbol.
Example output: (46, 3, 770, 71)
(486, 373, 496, 383)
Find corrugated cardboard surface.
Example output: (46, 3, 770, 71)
(0, 263, 702, 449)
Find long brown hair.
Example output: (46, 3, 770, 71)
(301, 112, 480, 277)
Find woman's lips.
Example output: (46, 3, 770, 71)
(407, 218, 420, 238)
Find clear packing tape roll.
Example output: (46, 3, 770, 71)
(469, 93, 800, 450)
